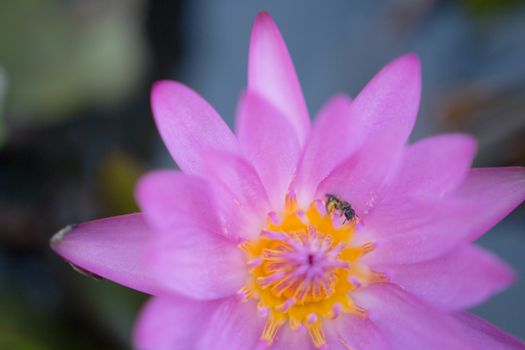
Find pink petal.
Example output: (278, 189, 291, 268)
(271, 328, 314, 350)
(386, 134, 477, 199)
(147, 227, 247, 300)
(133, 296, 220, 350)
(50, 214, 162, 295)
(348, 54, 421, 153)
(236, 91, 301, 209)
(454, 167, 525, 241)
(374, 244, 515, 310)
(314, 54, 421, 213)
(248, 12, 310, 144)
(363, 196, 467, 264)
(150, 80, 238, 176)
(151, 81, 271, 239)
(136, 170, 222, 234)
(197, 297, 265, 349)
(453, 312, 525, 350)
(363, 166, 525, 264)
(203, 151, 271, 240)
(291, 94, 354, 205)
(315, 136, 402, 216)
(324, 316, 391, 350)
(353, 284, 474, 350)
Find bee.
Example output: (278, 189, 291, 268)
(325, 194, 358, 223)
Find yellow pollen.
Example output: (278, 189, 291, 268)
(238, 192, 387, 348)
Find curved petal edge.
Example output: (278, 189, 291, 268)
(51, 213, 162, 296)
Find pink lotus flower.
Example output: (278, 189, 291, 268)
(51, 12, 525, 350)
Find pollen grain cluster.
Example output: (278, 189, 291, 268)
(238, 192, 386, 348)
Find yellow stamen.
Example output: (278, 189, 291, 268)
(261, 316, 286, 345)
(239, 192, 385, 348)
(308, 324, 326, 348)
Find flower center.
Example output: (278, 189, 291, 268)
(238, 192, 387, 348)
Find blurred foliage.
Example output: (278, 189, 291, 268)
(0, 276, 145, 349)
(78, 279, 147, 345)
(0, 0, 157, 347)
(97, 150, 143, 215)
(0, 291, 96, 349)
(464, 0, 524, 15)
(0, 66, 6, 146)
(0, 0, 146, 125)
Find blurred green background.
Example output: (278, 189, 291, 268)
(1, 0, 524, 349)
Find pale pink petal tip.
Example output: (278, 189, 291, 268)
(249, 11, 310, 143)
(150, 80, 237, 176)
(388, 133, 478, 198)
(393, 52, 421, 74)
(255, 11, 272, 24)
(51, 214, 162, 296)
(457, 167, 525, 241)
(384, 52, 421, 95)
